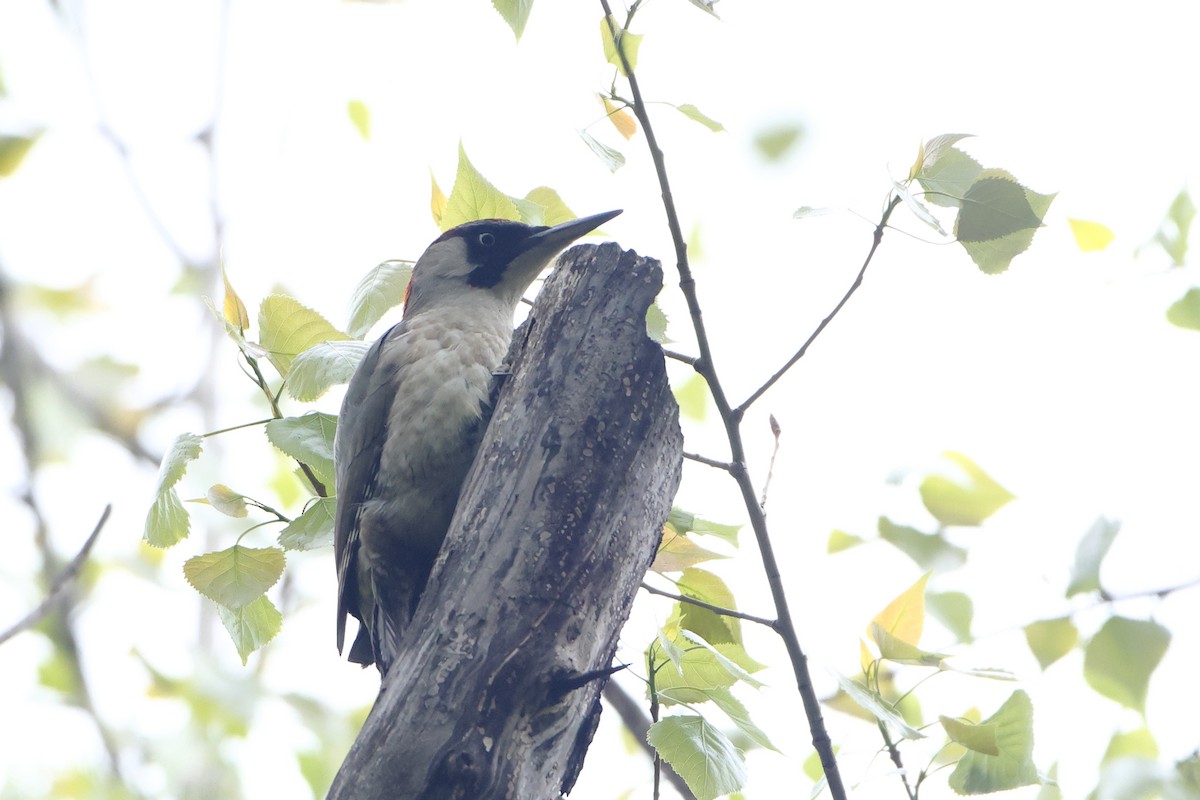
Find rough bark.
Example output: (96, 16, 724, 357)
(328, 243, 682, 800)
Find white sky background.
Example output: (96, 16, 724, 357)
(1, 0, 1199, 798)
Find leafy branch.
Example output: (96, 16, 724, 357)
(598, 2, 849, 796)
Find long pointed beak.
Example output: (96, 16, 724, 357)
(526, 209, 623, 252)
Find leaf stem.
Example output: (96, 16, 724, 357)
(640, 582, 778, 629)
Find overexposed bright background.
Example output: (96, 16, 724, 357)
(2, 0, 1199, 798)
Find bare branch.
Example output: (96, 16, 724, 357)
(737, 194, 903, 415)
(682, 451, 733, 471)
(640, 582, 778, 630)
(0, 506, 112, 648)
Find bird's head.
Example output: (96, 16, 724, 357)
(403, 210, 622, 315)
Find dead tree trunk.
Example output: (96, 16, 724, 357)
(327, 243, 683, 800)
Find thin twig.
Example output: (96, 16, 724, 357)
(682, 451, 733, 471)
(598, 4, 848, 797)
(0, 506, 112, 647)
(663, 348, 697, 365)
(737, 194, 903, 416)
(640, 582, 778, 630)
(601, 681, 696, 800)
(759, 414, 782, 510)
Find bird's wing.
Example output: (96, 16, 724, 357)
(333, 321, 404, 655)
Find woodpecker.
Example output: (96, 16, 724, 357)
(334, 209, 622, 673)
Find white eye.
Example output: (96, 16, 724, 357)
(479, 232, 496, 246)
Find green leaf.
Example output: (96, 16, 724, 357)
(578, 128, 625, 172)
(919, 451, 1014, 527)
(218, 594, 282, 665)
(947, 690, 1038, 794)
(1150, 188, 1195, 266)
(647, 716, 746, 800)
(257, 295, 351, 378)
(831, 672, 924, 740)
(143, 433, 204, 547)
(913, 139, 982, 208)
(206, 484, 248, 518)
(827, 529, 865, 553)
(793, 206, 833, 220)
(1068, 218, 1115, 252)
(285, 340, 372, 401)
(645, 300, 670, 344)
(754, 124, 802, 161)
(667, 508, 741, 547)
(941, 714, 1000, 756)
(441, 142, 520, 231)
(347, 99, 370, 140)
(676, 103, 725, 133)
(955, 171, 1055, 274)
(652, 529, 727, 573)
(601, 15, 643, 76)
(928, 590, 973, 642)
(895, 179, 949, 236)
(675, 568, 741, 645)
(956, 173, 1046, 242)
(1023, 617, 1078, 670)
(264, 413, 337, 489)
(673, 373, 709, 422)
(491, 0, 533, 40)
(1083, 616, 1170, 712)
(1102, 728, 1158, 764)
(702, 687, 779, 752)
(1166, 287, 1200, 331)
(278, 496, 337, 551)
(870, 623, 947, 666)
(1066, 516, 1120, 597)
(184, 545, 286, 609)
(878, 516, 967, 570)
(0, 133, 40, 177)
(346, 260, 413, 339)
(523, 186, 576, 228)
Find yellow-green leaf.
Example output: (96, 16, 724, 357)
(184, 545, 286, 609)
(206, 484, 248, 518)
(1102, 728, 1158, 764)
(523, 186, 576, 228)
(1068, 218, 1115, 252)
(675, 103, 724, 133)
(919, 451, 1014, 527)
(652, 528, 727, 573)
(673, 372, 709, 422)
(827, 529, 865, 553)
(647, 715, 746, 800)
(347, 259, 412, 339)
(218, 594, 282, 665)
(221, 265, 250, 332)
(1024, 617, 1079, 670)
(347, 99, 370, 140)
(1066, 516, 1120, 597)
(600, 15, 643, 76)
(491, 0, 533, 40)
(441, 142, 519, 231)
(941, 714, 1001, 756)
(870, 572, 930, 649)
(1166, 287, 1200, 331)
(264, 413, 337, 489)
(947, 690, 1038, 794)
(143, 433, 204, 547)
(1083, 616, 1170, 712)
(0, 133, 39, 177)
(430, 169, 447, 229)
(278, 496, 337, 551)
(257, 295, 350, 378)
(601, 95, 637, 140)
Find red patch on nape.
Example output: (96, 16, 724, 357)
(403, 276, 413, 312)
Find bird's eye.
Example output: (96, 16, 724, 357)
(478, 232, 496, 247)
